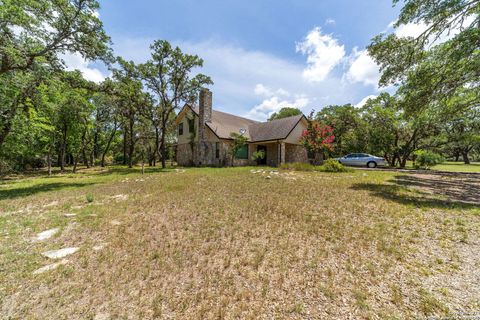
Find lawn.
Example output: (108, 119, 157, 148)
(1, 166, 479, 319)
(432, 161, 480, 173)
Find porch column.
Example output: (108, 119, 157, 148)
(280, 142, 286, 165)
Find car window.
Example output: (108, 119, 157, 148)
(359, 154, 369, 158)
(346, 154, 355, 158)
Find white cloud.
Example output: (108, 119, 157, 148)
(296, 27, 345, 82)
(345, 48, 381, 88)
(254, 84, 289, 98)
(60, 52, 107, 83)
(246, 93, 310, 121)
(325, 18, 336, 26)
(395, 22, 428, 38)
(112, 37, 371, 120)
(354, 95, 377, 108)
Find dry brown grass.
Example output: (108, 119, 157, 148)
(0, 167, 479, 319)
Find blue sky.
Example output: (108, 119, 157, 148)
(66, 0, 408, 120)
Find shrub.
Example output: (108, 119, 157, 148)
(86, 194, 94, 203)
(252, 150, 265, 162)
(317, 159, 350, 172)
(280, 160, 350, 173)
(414, 150, 443, 169)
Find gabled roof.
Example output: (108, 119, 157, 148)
(190, 106, 259, 140)
(177, 104, 306, 142)
(248, 114, 304, 142)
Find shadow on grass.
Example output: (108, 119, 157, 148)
(351, 173, 480, 210)
(95, 166, 173, 176)
(0, 182, 96, 201)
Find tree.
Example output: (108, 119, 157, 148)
(228, 132, 248, 167)
(0, 0, 111, 148)
(316, 104, 364, 156)
(361, 93, 442, 168)
(139, 40, 212, 168)
(0, 0, 111, 75)
(268, 107, 302, 121)
(368, 0, 479, 114)
(111, 58, 150, 168)
(442, 106, 480, 164)
(300, 113, 335, 165)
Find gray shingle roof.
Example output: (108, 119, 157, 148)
(188, 105, 304, 142)
(248, 114, 304, 142)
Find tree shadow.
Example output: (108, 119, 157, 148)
(0, 182, 96, 201)
(351, 172, 480, 210)
(94, 166, 173, 176)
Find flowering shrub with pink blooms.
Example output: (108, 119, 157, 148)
(300, 121, 335, 162)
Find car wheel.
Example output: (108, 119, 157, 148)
(367, 161, 377, 168)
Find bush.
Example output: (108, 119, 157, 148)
(280, 160, 350, 173)
(414, 150, 443, 169)
(317, 159, 350, 172)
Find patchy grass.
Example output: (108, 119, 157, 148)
(0, 166, 479, 319)
(432, 161, 480, 173)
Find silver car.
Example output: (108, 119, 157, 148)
(337, 153, 387, 168)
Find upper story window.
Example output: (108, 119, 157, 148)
(178, 123, 184, 136)
(188, 118, 195, 134)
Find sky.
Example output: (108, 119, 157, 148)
(64, 0, 415, 121)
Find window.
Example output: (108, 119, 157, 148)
(178, 123, 184, 136)
(188, 118, 194, 133)
(235, 145, 248, 160)
(215, 142, 220, 159)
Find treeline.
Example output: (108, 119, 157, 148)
(315, 94, 480, 167)
(0, 0, 211, 174)
(318, 0, 480, 167)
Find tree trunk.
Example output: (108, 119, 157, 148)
(160, 125, 167, 169)
(462, 151, 470, 164)
(101, 124, 117, 167)
(122, 127, 127, 165)
(47, 151, 52, 176)
(128, 118, 135, 168)
(313, 152, 324, 166)
(454, 151, 460, 162)
(155, 127, 160, 166)
(60, 124, 67, 172)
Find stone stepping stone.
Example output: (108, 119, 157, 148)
(42, 247, 79, 259)
(64, 213, 76, 218)
(93, 244, 106, 251)
(33, 259, 69, 275)
(34, 228, 59, 241)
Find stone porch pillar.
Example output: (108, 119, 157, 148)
(280, 142, 286, 165)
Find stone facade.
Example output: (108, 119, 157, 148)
(285, 143, 308, 163)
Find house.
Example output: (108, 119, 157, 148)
(175, 88, 309, 166)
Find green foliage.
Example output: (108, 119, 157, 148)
(318, 159, 349, 172)
(414, 150, 444, 169)
(368, 0, 479, 114)
(268, 107, 302, 121)
(229, 132, 248, 166)
(279, 160, 351, 173)
(316, 104, 364, 156)
(86, 193, 94, 203)
(252, 150, 265, 161)
(139, 40, 213, 168)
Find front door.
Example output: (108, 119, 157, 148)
(257, 145, 267, 165)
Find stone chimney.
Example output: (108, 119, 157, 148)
(198, 88, 212, 142)
(196, 88, 212, 165)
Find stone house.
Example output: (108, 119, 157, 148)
(175, 89, 309, 167)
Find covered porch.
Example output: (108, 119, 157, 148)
(249, 141, 308, 167)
